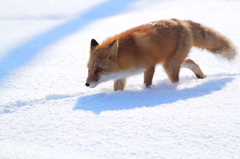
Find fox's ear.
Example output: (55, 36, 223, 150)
(108, 40, 119, 59)
(90, 39, 99, 50)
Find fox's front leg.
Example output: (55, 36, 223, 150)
(144, 65, 155, 87)
(114, 78, 127, 91)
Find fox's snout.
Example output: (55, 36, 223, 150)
(85, 80, 98, 88)
(85, 72, 99, 88)
(85, 79, 97, 88)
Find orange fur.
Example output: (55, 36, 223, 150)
(85, 19, 237, 91)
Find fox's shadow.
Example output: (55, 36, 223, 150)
(74, 77, 233, 114)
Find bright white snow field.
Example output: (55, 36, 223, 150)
(1, 0, 240, 158)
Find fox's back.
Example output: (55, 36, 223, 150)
(104, 19, 190, 65)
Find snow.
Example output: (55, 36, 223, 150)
(0, 0, 240, 158)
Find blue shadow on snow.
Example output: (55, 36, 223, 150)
(0, 0, 137, 82)
(74, 77, 233, 114)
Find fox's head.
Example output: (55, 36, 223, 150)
(85, 39, 120, 88)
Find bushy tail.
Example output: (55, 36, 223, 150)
(186, 20, 237, 60)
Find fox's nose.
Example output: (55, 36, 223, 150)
(85, 83, 90, 87)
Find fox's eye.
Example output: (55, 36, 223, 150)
(97, 68, 102, 72)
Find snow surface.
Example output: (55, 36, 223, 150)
(1, 0, 240, 158)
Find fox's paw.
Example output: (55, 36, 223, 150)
(144, 83, 153, 89)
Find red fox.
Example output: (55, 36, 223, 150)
(85, 19, 237, 91)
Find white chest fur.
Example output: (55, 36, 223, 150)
(99, 68, 145, 83)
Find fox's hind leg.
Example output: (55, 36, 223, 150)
(144, 65, 155, 87)
(182, 59, 206, 79)
(163, 59, 181, 83)
(114, 78, 127, 91)
(163, 37, 191, 83)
